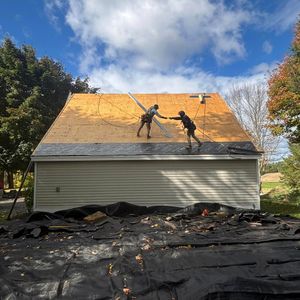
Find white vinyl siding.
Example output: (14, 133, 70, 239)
(34, 160, 259, 212)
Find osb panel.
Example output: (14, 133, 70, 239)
(41, 93, 250, 144)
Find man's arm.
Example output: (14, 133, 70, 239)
(155, 111, 167, 119)
(169, 116, 181, 120)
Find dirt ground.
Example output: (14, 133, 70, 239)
(261, 172, 282, 182)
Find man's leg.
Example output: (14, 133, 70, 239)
(191, 132, 202, 146)
(146, 123, 151, 138)
(186, 132, 192, 149)
(137, 121, 145, 137)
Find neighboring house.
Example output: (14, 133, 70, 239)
(32, 93, 261, 212)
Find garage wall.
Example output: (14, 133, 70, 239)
(34, 160, 259, 211)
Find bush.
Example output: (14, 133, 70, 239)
(280, 144, 300, 193)
(23, 175, 34, 213)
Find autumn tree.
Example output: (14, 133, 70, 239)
(268, 19, 300, 194)
(0, 38, 93, 188)
(268, 20, 300, 143)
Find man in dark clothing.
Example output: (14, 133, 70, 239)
(169, 111, 202, 149)
(137, 104, 167, 138)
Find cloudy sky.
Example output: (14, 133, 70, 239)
(1, 0, 299, 95)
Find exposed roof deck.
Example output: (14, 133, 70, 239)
(33, 93, 258, 157)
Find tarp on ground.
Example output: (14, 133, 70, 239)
(1, 202, 300, 299)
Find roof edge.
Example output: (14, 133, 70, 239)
(32, 154, 261, 162)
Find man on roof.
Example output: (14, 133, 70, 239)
(169, 111, 202, 149)
(137, 104, 167, 139)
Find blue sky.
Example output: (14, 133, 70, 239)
(0, 0, 299, 159)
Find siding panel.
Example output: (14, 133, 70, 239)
(35, 160, 259, 211)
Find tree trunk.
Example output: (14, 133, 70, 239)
(7, 171, 14, 189)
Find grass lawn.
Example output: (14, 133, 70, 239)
(261, 182, 284, 190)
(261, 199, 300, 218)
(260, 179, 300, 218)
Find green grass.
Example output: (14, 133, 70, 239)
(260, 179, 300, 218)
(261, 182, 283, 190)
(261, 199, 300, 218)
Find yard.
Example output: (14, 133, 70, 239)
(261, 173, 300, 218)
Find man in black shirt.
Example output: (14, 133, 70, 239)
(169, 111, 202, 149)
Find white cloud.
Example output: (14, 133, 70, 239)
(262, 40, 272, 54)
(264, 0, 300, 32)
(65, 0, 254, 72)
(62, 0, 263, 95)
(88, 64, 268, 96)
(44, 0, 64, 31)
(249, 61, 277, 75)
(42, 1, 278, 96)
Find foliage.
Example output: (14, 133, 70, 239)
(268, 20, 300, 143)
(0, 38, 93, 182)
(23, 174, 34, 213)
(280, 144, 300, 192)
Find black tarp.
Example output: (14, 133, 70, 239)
(1, 202, 300, 299)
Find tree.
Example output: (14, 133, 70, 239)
(280, 144, 300, 193)
(268, 19, 300, 194)
(0, 38, 93, 188)
(225, 82, 280, 170)
(268, 20, 300, 143)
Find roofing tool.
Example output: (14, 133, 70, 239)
(189, 93, 211, 104)
(128, 92, 172, 138)
(190, 93, 211, 138)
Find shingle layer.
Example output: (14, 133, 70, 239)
(33, 142, 258, 157)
